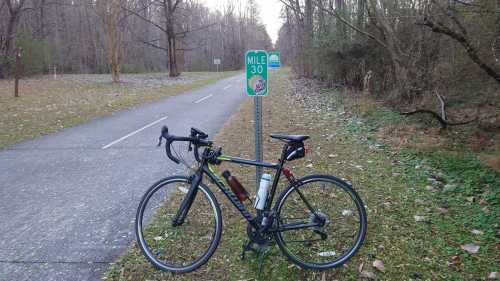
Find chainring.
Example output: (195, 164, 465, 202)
(246, 223, 272, 246)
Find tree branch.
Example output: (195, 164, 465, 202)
(175, 22, 217, 37)
(279, 0, 304, 19)
(122, 5, 167, 33)
(315, 1, 390, 51)
(125, 25, 167, 51)
(172, 0, 182, 12)
(420, 18, 500, 83)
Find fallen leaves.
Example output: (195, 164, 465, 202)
(488, 272, 499, 280)
(414, 215, 429, 222)
(372, 259, 385, 272)
(461, 243, 480, 254)
(360, 271, 377, 280)
(471, 229, 484, 235)
(358, 262, 377, 280)
(448, 255, 461, 266)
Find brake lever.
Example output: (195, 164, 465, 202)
(158, 125, 168, 147)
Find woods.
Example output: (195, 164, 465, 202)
(0, 0, 271, 79)
(277, 0, 499, 126)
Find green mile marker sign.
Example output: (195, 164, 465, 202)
(268, 51, 281, 68)
(246, 50, 268, 97)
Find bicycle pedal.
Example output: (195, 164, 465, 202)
(241, 240, 254, 260)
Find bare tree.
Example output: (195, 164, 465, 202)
(124, 0, 185, 77)
(1, 0, 26, 78)
(96, 0, 122, 82)
(421, 0, 500, 84)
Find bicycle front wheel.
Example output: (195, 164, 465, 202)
(135, 176, 222, 273)
(274, 175, 367, 270)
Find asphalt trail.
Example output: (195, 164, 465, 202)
(0, 73, 246, 281)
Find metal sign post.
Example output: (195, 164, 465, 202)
(254, 96, 263, 188)
(245, 50, 268, 189)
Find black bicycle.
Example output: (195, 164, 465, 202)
(135, 126, 367, 273)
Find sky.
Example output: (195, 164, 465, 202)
(199, 0, 284, 44)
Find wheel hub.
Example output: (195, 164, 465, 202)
(310, 211, 329, 227)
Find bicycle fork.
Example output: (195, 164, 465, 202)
(172, 172, 202, 226)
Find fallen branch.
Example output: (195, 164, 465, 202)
(401, 109, 477, 129)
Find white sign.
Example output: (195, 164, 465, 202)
(213, 58, 221, 65)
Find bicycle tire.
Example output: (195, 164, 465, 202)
(135, 176, 222, 273)
(274, 175, 367, 270)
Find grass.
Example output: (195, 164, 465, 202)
(105, 69, 499, 280)
(0, 71, 240, 149)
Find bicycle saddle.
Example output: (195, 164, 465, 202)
(270, 134, 309, 142)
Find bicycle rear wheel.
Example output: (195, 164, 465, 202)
(135, 176, 222, 273)
(274, 175, 367, 270)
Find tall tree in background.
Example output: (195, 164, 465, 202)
(165, 0, 181, 77)
(126, 0, 205, 77)
(1, 0, 27, 78)
(277, 0, 499, 127)
(97, 0, 122, 82)
(0, 0, 272, 77)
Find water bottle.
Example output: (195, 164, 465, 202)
(221, 171, 249, 202)
(254, 173, 272, 210)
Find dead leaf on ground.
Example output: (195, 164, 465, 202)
(358, 262, 364, 273)
(373, 259, 385, 272)
(414, 215, 429, 222)
(488, 272, 499, 279)
(471, 229, 484, 235)
(461, 243, 480, 254)
(360, 271, 377, 280)
(450, 255, 461, 265)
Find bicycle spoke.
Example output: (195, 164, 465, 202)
(276, 177, 366, 268)
(136, 177, 221, 273)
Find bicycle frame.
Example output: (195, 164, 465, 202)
(176, 144, 322, 233)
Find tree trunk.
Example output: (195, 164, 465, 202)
(97, 0, 122, 82)
(1, 0, 25, 78)
(335, 0, 347, 41)
(357, 0, 366, 29)
(367, 0, 410, 96)
(166, 0, 180, 77)
(304, 0, 314, 77)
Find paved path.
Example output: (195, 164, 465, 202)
(0, 74, 246, 281)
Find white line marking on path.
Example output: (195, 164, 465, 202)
(194, 94, 213, 104)
(101, 116, 168, 149)
(223, 85, 231, 90)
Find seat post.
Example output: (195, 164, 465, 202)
(279, 143, 289, 165)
